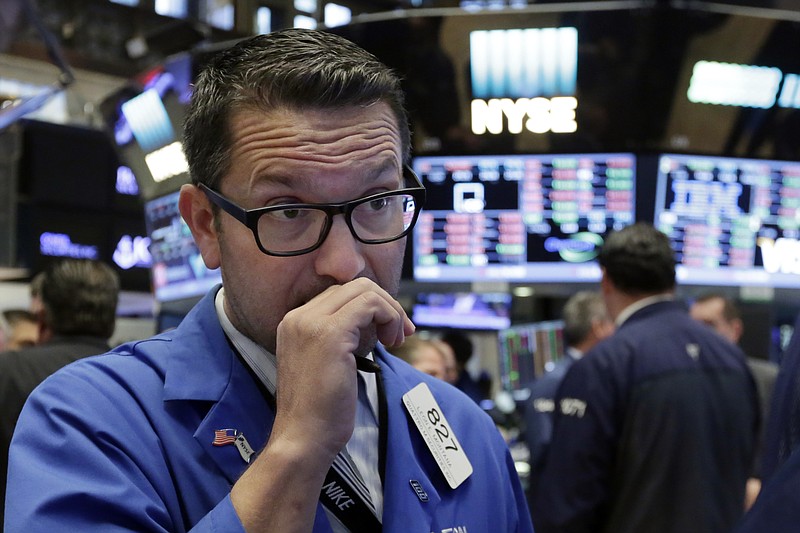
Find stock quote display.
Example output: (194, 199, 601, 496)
(412, 153, 635, 282)
(655, 154, 800, 288)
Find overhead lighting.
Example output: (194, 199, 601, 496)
(512, 286, 534, 297)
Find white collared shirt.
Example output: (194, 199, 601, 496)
(213, 288, 383, 527)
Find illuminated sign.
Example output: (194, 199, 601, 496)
(112, 234, 152, 269)
(116, 165, 139, 195)
(470, 28, 577, 99)
(121, 88, 175, 151)
(471, 96, 577, 135)
(39, 232, 99, 259)
(469, 27, 578, 135)
(144, 141, 190, 182)
(758, 237, 800, 274)
(544, 232, 604, 262)
(687, 61, 800, 110)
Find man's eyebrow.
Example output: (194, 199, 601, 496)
(366, 159, 403, 184)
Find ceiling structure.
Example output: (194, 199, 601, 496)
(4, 0, 800, 81)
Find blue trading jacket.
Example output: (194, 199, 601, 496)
(6, 288, 532, 533)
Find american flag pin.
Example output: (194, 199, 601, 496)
(213, 428, 238, 447)
(213, 428, 255, 464)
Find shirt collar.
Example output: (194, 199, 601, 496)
(615, 293, 674, 327)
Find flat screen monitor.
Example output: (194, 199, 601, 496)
(107, 53, 193, 201)
(412, 152, 636, 282)
(21, 206, 110, 275)
(497, 320, 565, 393)
(412, 292, 512, 330)
(654, 153, 800, 288)
(144, 191, 221, 302)
(20, 120, 116, 211)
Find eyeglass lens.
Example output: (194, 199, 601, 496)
(256, 192, 419, 254)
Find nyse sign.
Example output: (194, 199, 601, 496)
(471, 96, 577, 135)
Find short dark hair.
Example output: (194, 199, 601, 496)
(561, 291, 609, 347)
(183, 28, 411, 190)
(29, 272, 44, 299)
(441, 330, 474, 365)
(40, 259, 120, 339)
(597, 222, 676, 295)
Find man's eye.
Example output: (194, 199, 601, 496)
(280, 209, 301, 220)
(368, 198, 390, 211)
(265, 208, 309, 222)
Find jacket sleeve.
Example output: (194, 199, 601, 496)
(531, 353, 619, 533)
(5, 370, 246, 533)
(735, 446, 800, 533)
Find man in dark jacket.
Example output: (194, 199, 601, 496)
(734, 312, 800, 531)
(0, 258, 119, 524)
(533, 222, 759, 533)
(522, 290, 614, 507)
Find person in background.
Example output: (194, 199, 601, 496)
(0, 309, 38, 351)
(0, 258, 119, 526)
(533, 222, 759, 533)
(387, 335, 447, 381)
(689, 292, 778, 510)
(6, 29, 532, 532)
(441, 329, 492, 404)
(0, 273, 47, 352)
(734, 313, 800, 532)
(28, 271, 44, 316)
(432, 337, 458, 385)
(522, 290, 614, 507)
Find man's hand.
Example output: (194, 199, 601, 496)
(230, 278, 414, 532)
(274, 277, 413, 457)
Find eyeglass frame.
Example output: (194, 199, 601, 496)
(198, 165, 426, 257)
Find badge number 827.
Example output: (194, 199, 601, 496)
(403, 383, 473, 489)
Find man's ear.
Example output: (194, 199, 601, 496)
(36, 309, 52, 345)
(600, 268, 612, 295)
(732, 317, 744, 344)
(178, 184, 221, 269)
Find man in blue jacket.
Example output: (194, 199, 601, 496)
(0, 259, 119, 527)
(5, 29, 532, 533)
(532, 222, 758, 533)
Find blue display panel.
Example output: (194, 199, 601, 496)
(144, 191, 221, 302)
(412, 292, 512, 330)
(412, 153, 636, 283)
(655, 153, 800, 288)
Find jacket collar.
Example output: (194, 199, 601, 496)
(160, 288, 273, 483)
(619, 298, 685, 329)
(162, 287, 235, 402)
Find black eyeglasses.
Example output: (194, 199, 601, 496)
(199, 166, 426, 257)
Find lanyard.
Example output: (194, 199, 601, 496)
(231, 342, 387, 532)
